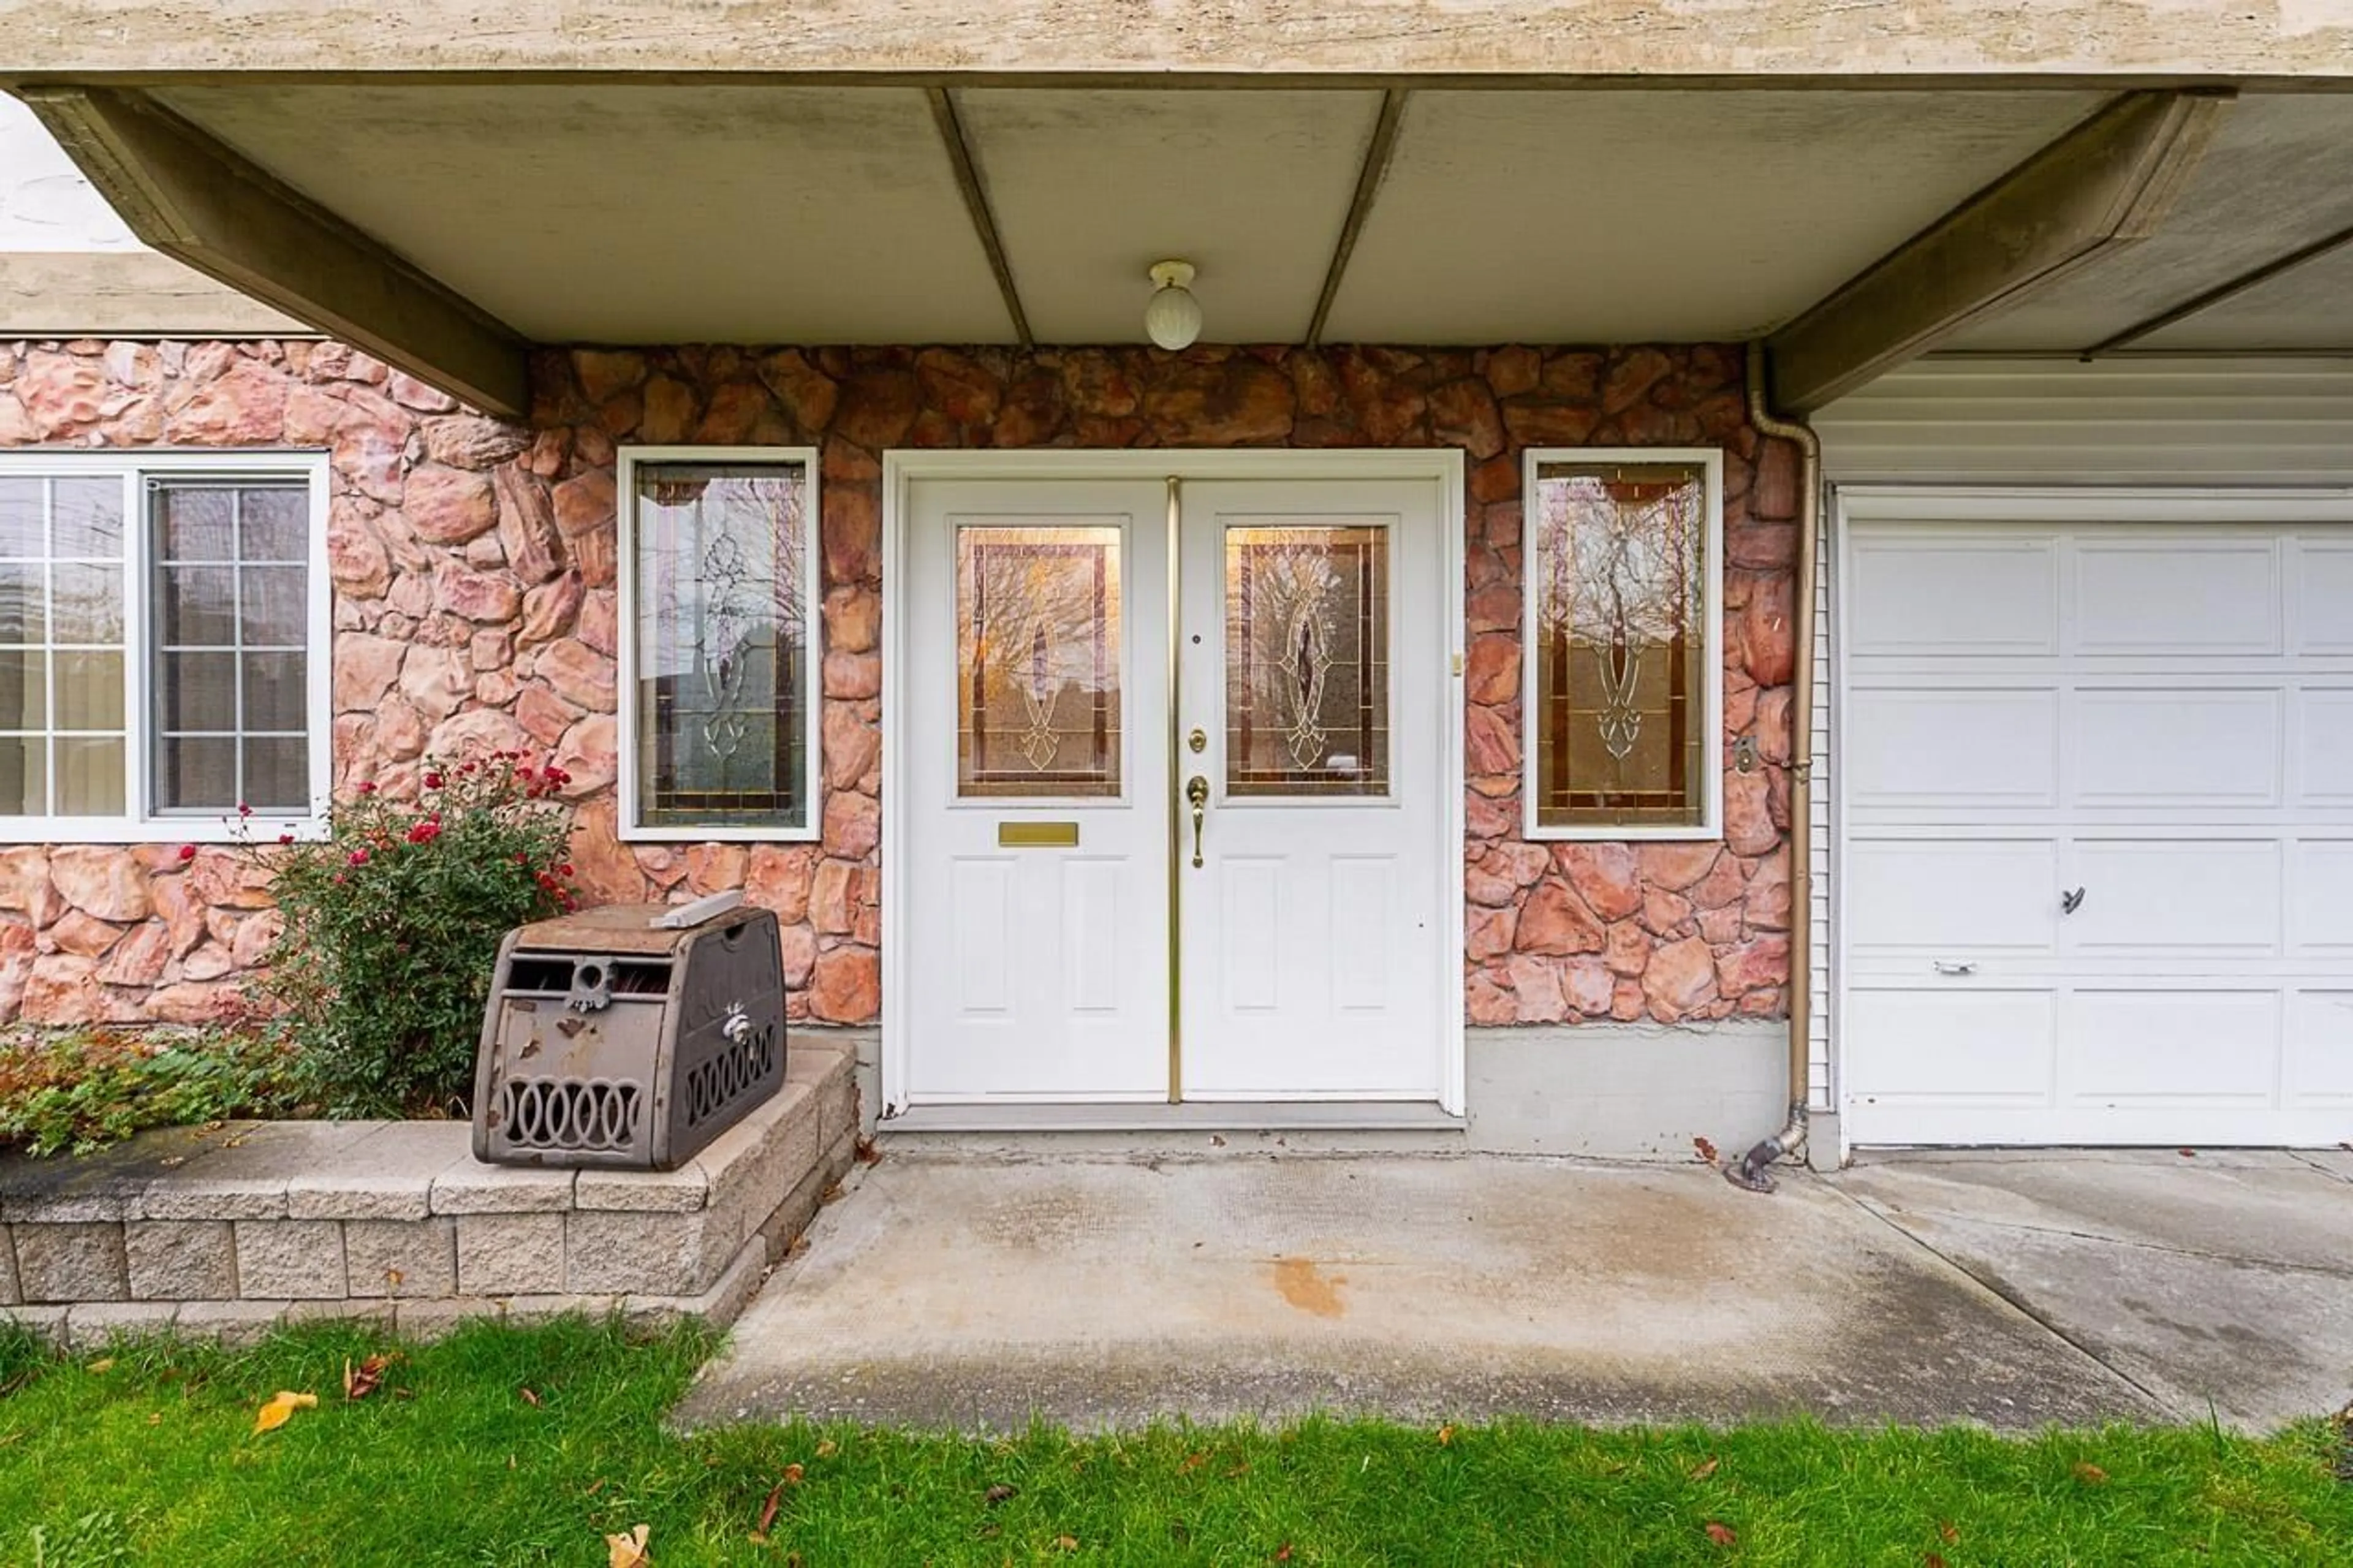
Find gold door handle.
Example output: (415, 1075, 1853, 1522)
(1185, 775, 1209, 868)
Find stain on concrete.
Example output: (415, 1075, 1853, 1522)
(1271, 1257, 1347, 1317)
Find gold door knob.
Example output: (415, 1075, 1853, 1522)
(1185, 775, 1209, 868)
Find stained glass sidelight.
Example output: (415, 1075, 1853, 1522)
(1530, 460, 1710, 831)
(631, 463, 811, 831)
(955, 525, 1121, 798)
(1224, 524, 1389, 797)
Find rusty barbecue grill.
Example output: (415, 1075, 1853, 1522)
(471, 892, 786, 1170)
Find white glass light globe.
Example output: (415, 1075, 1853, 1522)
(1144, 269, 1203, 350)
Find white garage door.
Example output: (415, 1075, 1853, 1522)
(1841, 508, 2353, 1146)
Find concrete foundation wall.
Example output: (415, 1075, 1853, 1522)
(1464, 1021, 1786, 1160)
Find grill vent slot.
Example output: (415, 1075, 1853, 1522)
(497, 1077, 645, 1152)
(684, 1022, 778, 1127)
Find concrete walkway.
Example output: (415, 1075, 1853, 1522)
(673, 1143, 2353, 1433)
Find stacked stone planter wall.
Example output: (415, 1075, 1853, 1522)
(0, 336, 1797, 1031)
(0, 1038, 858, 1344)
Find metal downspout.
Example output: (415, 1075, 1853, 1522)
(1727, 340, 1822, 1194)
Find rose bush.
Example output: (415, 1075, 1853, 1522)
(248, 751, 577, 1118)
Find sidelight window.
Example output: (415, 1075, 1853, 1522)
(1522, 449, 1722, 840)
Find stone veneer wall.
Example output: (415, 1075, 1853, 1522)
(0, 338, 1798, 1031)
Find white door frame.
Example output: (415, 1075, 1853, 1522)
(880, 449, 1468, 1118)
(1830, 482, 2353, 1152)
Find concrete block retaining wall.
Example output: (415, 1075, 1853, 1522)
(0, 1040, 857, 1347)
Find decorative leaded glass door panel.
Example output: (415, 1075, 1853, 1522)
(901, 479, 1172, 1100)
(1176, 479, 1447, 1100)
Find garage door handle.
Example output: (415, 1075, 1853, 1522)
(2061, 887, 2086, 915)
(1932, 960, 1978, 976)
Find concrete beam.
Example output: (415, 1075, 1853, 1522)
(14, 86, 529, 415)
(1767, 90, 2231, 414)
(0, 2, 2347, 80)
(0, 250, 311, 337)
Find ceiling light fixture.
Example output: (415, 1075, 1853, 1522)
(1144, 259, 1203, 350)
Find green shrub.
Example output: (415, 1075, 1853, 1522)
(0, 1022, 303, 1157)
(253, 751, 577, 1119)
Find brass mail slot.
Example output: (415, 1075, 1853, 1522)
(998, 821, 1080, 848)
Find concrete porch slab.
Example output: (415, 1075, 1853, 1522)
(675, 1153, 2154, 1434)
(1831, 1156, 2353, 1430)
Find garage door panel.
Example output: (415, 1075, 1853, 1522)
(1846, 839, 2056, 954)
(2068, 840, 2280, 955)
(2291, 541, 2353, 653)
(1842, 512, 2351, 1148)
(1849, 534, 2058, 656)
(2289, 842, 2353, 950)
(2296, 689, 2353, 803)
(2072, 688, 2283, 809)
(1846, 687, 2058, 811)
(2071, 537, 2281, 656)
(2061, 990, 2280, 1107)
(1845, 989, 2055, 1104)
(2284, 991, 2353, 1104)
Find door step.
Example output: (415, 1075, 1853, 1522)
(878, 1100, 1468, 1156)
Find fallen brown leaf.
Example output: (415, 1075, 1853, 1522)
(518, 1386, 542, 1407)
(607, 1524, 651, 1567)
(1224, 1461, 1251, 1479)
(854, 1135, 883, 1165)
(1704, 1521, 1737, 1547)
(2178, 1148, 2197, 1159)
(146, 1412, 161, 1426)
(1926, 1555, 1947, 1568)
(1436, 1424, 1455, 1445)
(816, 1439, 839, 1458)
(2073, 1462, 2110, 1485)
(86, 1358, 115, 1375)
(343, 1354, 396, 1401)
(1693, 1136, 1720, 1166)
(752, 1477, 785, 1541)
(985, 1483, 1018, 1506)
(1053, 1534, 1080, 1551)
(1688, 1456, 1720, 1480)
(585, 1479, 608, 1496)
(818, 1181, 846, 1206)
(1179, 1451, 1210, 1474)
(252, 1390, 318, 1434)
(1274, 1546, 1294, 1562)
(1938, 1521, 1958, 1543)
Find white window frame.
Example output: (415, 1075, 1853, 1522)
(0, 450, 332, 845)
(615, 445, 824, 843)
(1518, 445, 1726, 843)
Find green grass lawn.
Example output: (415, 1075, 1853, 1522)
(0, 1317, 2345, 1566)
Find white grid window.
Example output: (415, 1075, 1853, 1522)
(0, 453, 330, 842)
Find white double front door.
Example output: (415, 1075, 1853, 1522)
(898, 465, 1452, 1105)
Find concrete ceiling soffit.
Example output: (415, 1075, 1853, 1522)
(12, 85, 531, 416)
(1766, 89, 2233, 414)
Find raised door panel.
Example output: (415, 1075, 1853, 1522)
(2060, 990, 2280, 1107)
(2069, 537, 2281, 657)
(1844, 687, 2059, 813)
(2066, 840, 2281, 956)
(1843, 989, 2057, 1105)
(2071, 689, 2283, 811)
(1846, 533, 2058, 657)
(1843, 838, 2058, 957)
